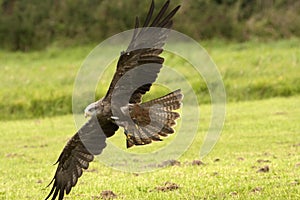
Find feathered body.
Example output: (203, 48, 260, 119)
(46, 1, 182, 199)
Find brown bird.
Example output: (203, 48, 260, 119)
(45, 1, 182, 199)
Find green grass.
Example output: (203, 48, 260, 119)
(1, 39, 300, 120)
(0, 96, 299, 199)
(1, 39, 299, 199)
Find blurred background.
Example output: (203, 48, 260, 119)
(1, 0, 300, 51)
(1, 0, 299, 120)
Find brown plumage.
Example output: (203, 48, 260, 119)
(126, 89, 183, 148)
(46, 1, 182, 199)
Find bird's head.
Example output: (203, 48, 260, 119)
(84, 101, 99, 118)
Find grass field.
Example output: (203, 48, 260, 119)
(0, 39, 299, 199)
(0, 96, 299, 199)
(1, 39, 300, 120)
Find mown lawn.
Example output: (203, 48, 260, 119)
(1, 39, 299, 199)
(0, 96, 299, 199)
(1, 39, 300, 120)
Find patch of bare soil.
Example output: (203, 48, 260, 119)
(212, 172, 219, 176)
(257, 165, 269, 173)
(86, 168, 98, 173)
(160, 159, 181, 167)
(273, 111, 287, 115)
(229, 191, 238, 196)
(191, 160, 205, 166)
(257, 159, 271, 163)
(23, 144, 48, 148)
(100, 190, 117, 199)
(147, 159, 181, 168)
(153, 182, 180, 192)
(237, 157, 245, 161)
(36, 179, 43, 184)
(5, 153, 24, 158)
(251, 187, 263, 193)
(290, 180, 299, 186)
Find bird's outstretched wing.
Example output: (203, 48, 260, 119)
(104, 0, 180, 105)
(46, 1, 180, 199)
(45, 116, 118, 200)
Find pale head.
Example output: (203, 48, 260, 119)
(84, 101, 99, 117)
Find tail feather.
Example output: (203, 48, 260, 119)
(125, 89, 183, 148)
(141, 127, 162, 141)
(153, 111, 180, 120)
(142, 89, 183, 109)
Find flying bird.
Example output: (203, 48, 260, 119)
(45, 1, 182, 199)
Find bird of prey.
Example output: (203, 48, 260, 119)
(45, 1, 182, 199)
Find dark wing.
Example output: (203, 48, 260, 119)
(45, 116, 118, 200)
(104, 0, 180, 105)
